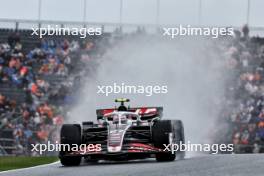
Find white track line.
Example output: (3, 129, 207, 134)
(0, 160, 60, 174)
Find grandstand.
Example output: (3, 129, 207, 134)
(0, 26, 111, 155)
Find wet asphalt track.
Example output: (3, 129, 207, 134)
(1, 154, 264, 176)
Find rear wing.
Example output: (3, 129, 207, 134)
(96, 107, 163, 120)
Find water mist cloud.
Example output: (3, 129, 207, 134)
(70, 35, 228, 145)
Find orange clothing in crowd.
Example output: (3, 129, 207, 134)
(37, 130, 49, 140)
(31, 83, 38, 94)
(38, 104, 53, 118)
(39, 64, 49, 74)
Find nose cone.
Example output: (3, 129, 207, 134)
(107, 124, 130, 153)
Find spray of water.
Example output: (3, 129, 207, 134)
(70, 34, 228, 147)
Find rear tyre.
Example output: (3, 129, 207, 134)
(59, 124, 82, 166)
(152, 120, 176, 162)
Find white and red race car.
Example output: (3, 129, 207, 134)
(59, 98, 185, 166)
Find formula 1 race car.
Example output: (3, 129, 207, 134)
(59, 98, 185, 166)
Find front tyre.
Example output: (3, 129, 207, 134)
(152, 120, 176, 162)
(59, 124, 82, 166)
(60, 156, 82, 166)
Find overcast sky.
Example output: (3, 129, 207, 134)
(0, 0, 263, 27)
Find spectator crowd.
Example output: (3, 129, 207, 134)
(215, 26, 264, 153)
(0, 31, 106, 155)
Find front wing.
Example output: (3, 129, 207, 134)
(63, 143, 167, 160)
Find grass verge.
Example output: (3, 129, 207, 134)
(0, 156, 58, 171)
